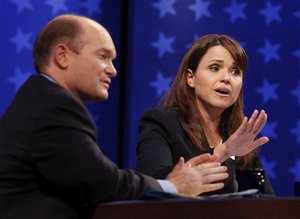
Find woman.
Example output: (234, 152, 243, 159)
(136, 34, 274, 195)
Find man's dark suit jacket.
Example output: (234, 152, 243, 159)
(136, 108, 274, 195)
(0, 75, 161, 219)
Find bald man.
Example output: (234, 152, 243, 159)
(0, 14, 228, 219)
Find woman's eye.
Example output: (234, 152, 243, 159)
(231, 69, 241, 76)
(210, 65, 219, 72)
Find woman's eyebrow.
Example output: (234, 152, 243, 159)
(208, 59, 224, 64)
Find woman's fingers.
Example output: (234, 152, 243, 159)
(253, 136, 269, 148)
(235, 116, 248, 136)
(238, 109, 267, 137)
(245, 109, 259, 132)
(252, 110, 267, 135)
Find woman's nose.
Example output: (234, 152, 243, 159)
(220, 71, 231, 83)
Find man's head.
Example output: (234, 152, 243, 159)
(33, 14, 117, 102)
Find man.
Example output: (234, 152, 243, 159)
(0, 14, 228, 219)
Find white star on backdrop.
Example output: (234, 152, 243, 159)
(255, 79, 279, 103)
(152, 0, 176, 19)
(188, 0, 211, 21)
(151, 32, 175, 57)
(224, 0, 247, 23)
(258, 39, 281, 64)
(81, 0, 103, 16)
(259, 1, 282, 25)
(7, 68, 32, 92)
(9, 0, 33, 14)
(149, 72, 173, 97)
(45, 0, 68, 15)
(9, 28, 32, 53)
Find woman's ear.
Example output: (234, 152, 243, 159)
(53, 44, 69, 69)
(186, 69, 195, 88)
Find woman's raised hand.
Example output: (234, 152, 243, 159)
(214, 109, 269, 163)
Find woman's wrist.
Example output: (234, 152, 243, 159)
(213, 144, 230, 163)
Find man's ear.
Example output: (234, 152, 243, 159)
(186, 69, 195, 88)
(54, 44, 69, 69)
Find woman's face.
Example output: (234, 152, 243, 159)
(187, 45, 243, 115)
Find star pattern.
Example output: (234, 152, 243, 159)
(151, 32, 175, 57)
(290, 120, 300, 144)
(291, 81, 300, 106)
(255, 79, 279, 103)
(7, 68, 32, 92)
(224, 0, 247, 23)
(294, 10, 300, 18)
(258, 39, 281, 64)
(152, 0, 176, 19)
(289, 159, 300, 180)
(81, 0, 102, 16)
(261, 157, 277, 179)
(188, 0, 211, 21)
(293, 45, 300, 66)
(259, 1, 282, 25)
(45, 0, 68, 15)
(9, 0, 33, 14)
(261, 121, 278, 140)
(186, 34, 200, 49)
(149, 72, 173, 97)
(9, 28, 32, 53)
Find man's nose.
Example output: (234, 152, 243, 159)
(106, 63, 117, 77)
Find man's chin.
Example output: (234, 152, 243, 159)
(101, 95, 109, 101)
(80, 93, 109, 103)
(98, 92, 109, 101)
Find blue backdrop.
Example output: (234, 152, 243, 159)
(0, 0, 299, 197)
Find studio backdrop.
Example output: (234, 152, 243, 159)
(0, 0, 299, 196)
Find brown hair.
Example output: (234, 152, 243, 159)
(33, 15, 86, 73)
(161, 34, 255, 166)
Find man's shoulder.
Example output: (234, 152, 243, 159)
(21, 75, 82, 108)
(6, 74, 87, 120)
(17, 75, 96, 135)
(27, 75, 72, 99)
